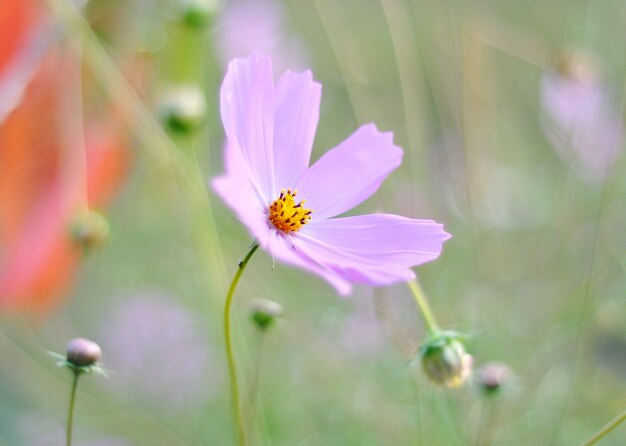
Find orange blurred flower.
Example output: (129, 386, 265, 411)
(0, 1, 131, 314)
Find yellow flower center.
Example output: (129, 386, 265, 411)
(268, 189, 312, 233)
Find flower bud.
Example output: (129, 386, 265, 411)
(66, 338, 102, 368)
(420, 334, 472, 388)
(555, 49, 598, 85)
(476, 362, 512, 395)
(69, 209, 109, 251)
(158, 84, 207, 133)
(179, 0, 218, 28)
(250, 299, 283, 330)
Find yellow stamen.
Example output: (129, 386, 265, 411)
(268, 189, 312, 233)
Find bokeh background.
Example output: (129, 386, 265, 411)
(1, 0, 626, 444)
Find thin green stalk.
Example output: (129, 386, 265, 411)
(47, 0, 229, 318)
(474, 398, 496, 446)
(247, 331, 266, 445)
(224, 243, 259, 446)
(581, 409, 626, 446)
(408, 279, 441, 335)
(66, 371, 80, 446)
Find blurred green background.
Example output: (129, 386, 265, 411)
(1, 0, 625, 444)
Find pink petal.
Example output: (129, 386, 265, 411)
(266, 231, 352, 295)
(295, 124, 402, 219)
(302, 214, 450, 267)
(212, 145, 272, 246)
(273, 70, 321, 189)
(220, 53, 276, 200)
(268, 212, 451, 294)
(292, 233, 416, 292)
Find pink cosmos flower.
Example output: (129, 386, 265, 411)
(215, 0, 308, 73)
(540, 52, 623, 182)
(213, 54, 450, 295)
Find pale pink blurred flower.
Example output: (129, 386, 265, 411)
(339, 299, 385, 357)
(98, 291, 218, 410)
(17, 413, 129, 446)
(540, 51, 623, 182)
(215, 0, 308, 72)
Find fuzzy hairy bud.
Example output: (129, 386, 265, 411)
(66, 338, 102, 368)
(477, 362, 512, 395)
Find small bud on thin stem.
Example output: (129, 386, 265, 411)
(250, 299, 283, 330)
(178, 0, 218, 29)
(477, 362, 512, 395)
(63, 338, 102, 446)
(69, 210, 109, 252)
(420, 334, 473, 388)
(158, 84, 207, 134)
(555, 49, 599, 85)
(66, 338, 102, 368)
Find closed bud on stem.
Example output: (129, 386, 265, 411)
(158, 84, 207, 133)
(66, 338, 102, 369)
(179, 0, 218, 28)
(69, 209, 109, 251)
(476, 362, 512, 395)
(419, 332, 472, 388)
(250, 299, 283, 330)
(555, 49, 599, 85)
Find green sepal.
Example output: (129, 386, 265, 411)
(48, 351, 108, 377)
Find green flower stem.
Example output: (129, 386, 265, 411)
(408, 279, 441, 335)
(224, 243, 260, 446)
(66, 371, 80, 446)
(246, 330, 267, 443)
(581, 409, 626, 446)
